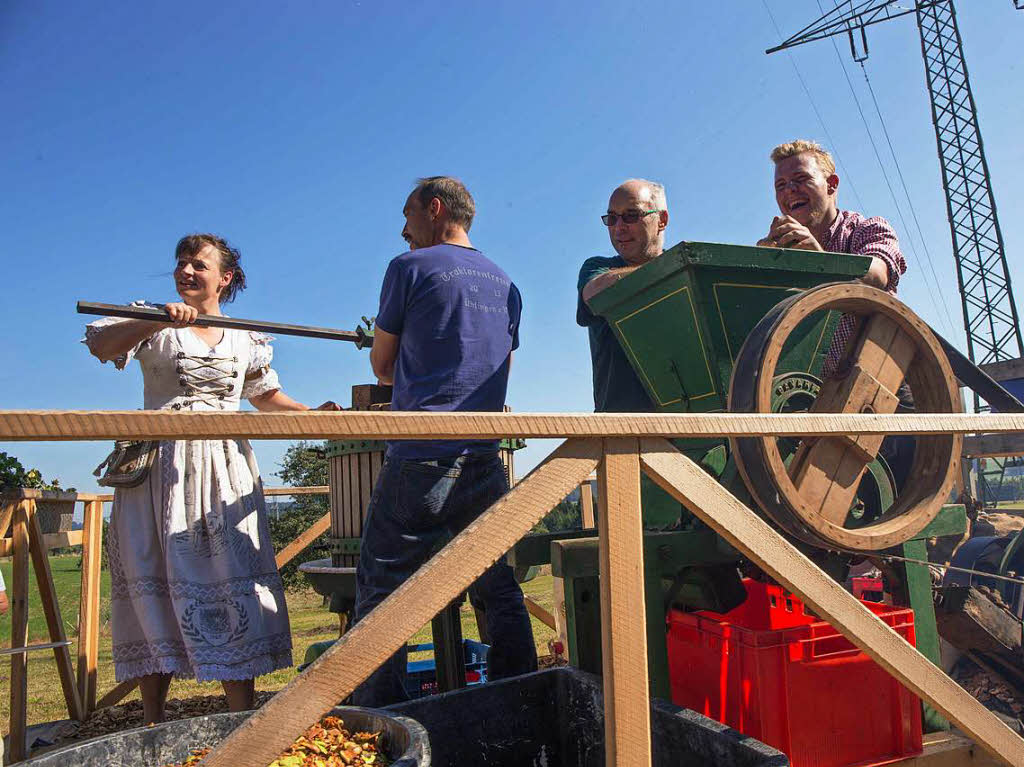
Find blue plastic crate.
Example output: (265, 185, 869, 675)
(404, 639, 489, 699)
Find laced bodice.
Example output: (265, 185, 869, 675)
(171, 349, 242, 409)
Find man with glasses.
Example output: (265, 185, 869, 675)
(577, 178, 669, 412)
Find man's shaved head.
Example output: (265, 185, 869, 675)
(613, 179, 667, 211)
(606, 178, 669, 265)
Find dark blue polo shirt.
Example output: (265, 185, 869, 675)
(375, 243, 521, 458)
(576, 255, 652, 413)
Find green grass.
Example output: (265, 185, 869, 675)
(994, 501, 1024, 511)
(0, 555, 97, 646)
(0, 556, 556, 733)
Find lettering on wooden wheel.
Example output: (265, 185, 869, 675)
(728, 283, 962, 551)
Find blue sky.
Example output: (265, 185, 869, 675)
(2, 1, 1022, 498)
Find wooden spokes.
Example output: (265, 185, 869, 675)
(728, 283, 962, 551)
(790, 314, 917, 526)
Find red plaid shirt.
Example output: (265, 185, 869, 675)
(821, 210, 907, 378)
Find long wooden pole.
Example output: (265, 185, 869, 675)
(638, 438, 1024, 767)
(1, 409, 1023, 441)
(77, 301, 371, 347)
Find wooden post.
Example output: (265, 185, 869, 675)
(198, 439, 601, 767)
(639, 438, 1024, 767)
(580, 475, 596, 528)
(597, 438, 651, 767)
(78, 498, 105, 713)
(27, 506, 85, 722)
(8, 500, 31, 763)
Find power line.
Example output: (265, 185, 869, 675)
(858, 60, 957, 334)
(761, 0, 867, 212)
(811, 0, 956, 335)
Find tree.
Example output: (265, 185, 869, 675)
(533, 498, 582, 534)
(270, 441, 332, 589)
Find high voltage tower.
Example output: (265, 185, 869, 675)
(767, 1, 1023, 371)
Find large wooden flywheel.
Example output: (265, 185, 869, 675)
(728, 283, 962, 551)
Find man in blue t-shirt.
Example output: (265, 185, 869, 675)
(353, 176, 536, 707)
(577, 179, 670, 412)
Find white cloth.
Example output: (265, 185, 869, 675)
(83, 314, 291, 682)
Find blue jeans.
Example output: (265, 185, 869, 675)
(352, 451, 537, 707)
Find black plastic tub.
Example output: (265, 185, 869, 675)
(388, 667, 788, 767)
(23, 706, 428, 767)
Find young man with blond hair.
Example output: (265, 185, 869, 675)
(760, 140, 915, 490)
(759, 139, 907, 377)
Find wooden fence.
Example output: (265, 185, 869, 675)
(0, 484, 329, 762)
(2, 410, 1024, 767)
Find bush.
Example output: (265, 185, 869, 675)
(0, 451, 73, 493)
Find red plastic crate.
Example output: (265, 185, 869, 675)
(851, 576, 885, 603)
(667, 579, 922, 767)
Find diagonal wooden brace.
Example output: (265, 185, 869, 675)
(199, 438, 602, 767)
(812, 363, 901, 463)
(639, 437, 1024, 767)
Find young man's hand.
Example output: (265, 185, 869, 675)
(0, 590, 9, 616)
(761, 215, 823, 251)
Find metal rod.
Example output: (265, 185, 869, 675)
(879, 553, 1024, 587)
(937, 332, 1024, 413)
(77, 301, 372, 347)
(0, 640, 73, 657)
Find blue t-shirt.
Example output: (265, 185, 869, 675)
(376, 243, 521, 459)
(576, 255, 652, 413)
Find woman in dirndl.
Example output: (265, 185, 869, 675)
(84, 233, 337, 723)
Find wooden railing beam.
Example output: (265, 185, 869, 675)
(0, 529, 83, 557)
(1, 409, 1023, 441)
(263, 485, 329, 496)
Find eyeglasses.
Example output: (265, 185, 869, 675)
(601, 209, 659, 226)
